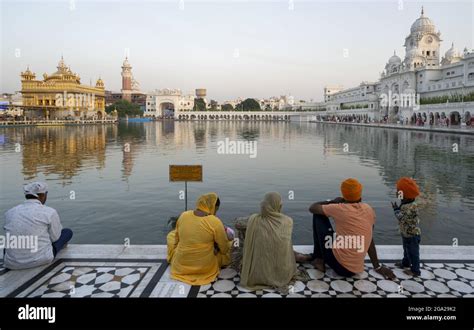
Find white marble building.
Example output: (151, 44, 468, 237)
(145, 89, 194, 117)
(260, 95, 295, 110)
(324, 7, 474, 124)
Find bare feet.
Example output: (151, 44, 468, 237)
(294, 252, 313, 263)
(311, 258, 326, 272)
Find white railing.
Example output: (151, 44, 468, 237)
(175, 110, 323, 117)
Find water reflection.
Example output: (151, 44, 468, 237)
(319, 124, 474, 203)
(1, 121, 473, 244)
(7, 126, 108, 182)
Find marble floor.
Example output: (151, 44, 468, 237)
(1, 245, 473, 298)
(194, 262, 474, 298)
(7, 259, 167, 298)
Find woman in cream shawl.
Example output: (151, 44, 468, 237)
(240, 192, 297, 290)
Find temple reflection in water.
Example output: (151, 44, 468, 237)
(5, 126, 107, 182)
(1, 121, 473, 244)
(3, 122, 473, 198)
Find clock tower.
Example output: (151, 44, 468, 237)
(121, 57, 132, 101)
(403, 7, 441, 69)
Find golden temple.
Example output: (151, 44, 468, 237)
(20, 57, 106, 120)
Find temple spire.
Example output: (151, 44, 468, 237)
(57, 55, 67, 71)
(421, 6, 424, 16)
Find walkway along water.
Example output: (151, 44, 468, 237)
(1, 244, 473, 298)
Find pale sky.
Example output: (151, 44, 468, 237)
(1, 0, 472, 102)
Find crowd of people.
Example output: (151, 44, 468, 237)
(3, 178, 423, 291)
(322, 114, 472, 127)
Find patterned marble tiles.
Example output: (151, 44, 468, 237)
(191, 262, 474, 298)
(148, 266, 192, 297)
(2, 244, 474, 298)
(6, 259, 167, 298)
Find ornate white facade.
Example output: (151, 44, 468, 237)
(145, 88, 194, 117)
(324, 7, 474, 124)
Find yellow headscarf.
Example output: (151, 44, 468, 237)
(195, 192, 219, 215)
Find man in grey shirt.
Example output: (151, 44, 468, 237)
(3, 182, 73, 270)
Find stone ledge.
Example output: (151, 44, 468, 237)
(1, 245, 473, 298)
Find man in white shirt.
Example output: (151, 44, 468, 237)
(3, 182, 73, 270)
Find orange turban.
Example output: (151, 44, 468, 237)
(340, 178, 363, 202)
(396, 177, 420, 199)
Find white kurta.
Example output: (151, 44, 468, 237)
(3, 199, 63, 269)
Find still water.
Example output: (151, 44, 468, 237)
(1, 121, 474, 245)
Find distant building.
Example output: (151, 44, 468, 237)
(195, 88, 207, 103)
(105, 90, 123, 106)
(324, 85, 344, 103)
(223, 98, 243, 110)
(145, 88, 194, 117)
(324, 82, 378, 112)
(105, 57, 146, 108)
(259, 95, 296, 110)
(0, 92, 23, 117)
(20, 57, 105, 119)
(324, 7, 474, 124)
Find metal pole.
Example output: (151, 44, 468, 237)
(185, 181, 188, 211)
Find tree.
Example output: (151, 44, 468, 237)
(105, 99, 142, 118)
(235, 98, 261, 111)
(193, 98, 206, 111)
(221, 103, 233, 111)
(210, 99, 218, 110)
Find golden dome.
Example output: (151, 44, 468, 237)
(96, 77, 105, 88)
(44, 57, 81, 83)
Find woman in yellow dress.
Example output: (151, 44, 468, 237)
(167, 192, 232, 285)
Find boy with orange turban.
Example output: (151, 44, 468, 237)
(392, 177, 421, 276)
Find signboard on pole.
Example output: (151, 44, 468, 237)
(169, 165, 203, 211)
(169, 165, 202, 182)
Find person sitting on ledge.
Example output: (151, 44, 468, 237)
(3, 182, 73, 270)
(167, 192, 232, 285)
(297, 178, 395, 280)
(240, 192, 298, 291)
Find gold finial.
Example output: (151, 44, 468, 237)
(421, 6, 424, 16)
